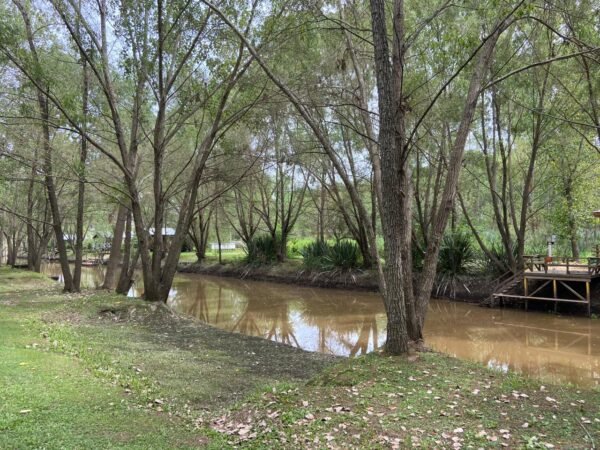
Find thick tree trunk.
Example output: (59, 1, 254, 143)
(116, 210, 136, 295)
(102, 205, 128, 290)
(115, 208, 132, 295)
(7, 231, 23, 266)
(370, 0, 410, 354)
(278, 232, 287, 263)
(6, 235, 12, 266)
(382, 244, 409, 354)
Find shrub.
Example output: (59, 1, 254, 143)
(287, 238, 313, 258)
(436, 230, 475, 298)
(246, 234, 278, 264)
(300, 239, 361, 270)
(300, 240, 330, 269)
(324, 240, 360, 270)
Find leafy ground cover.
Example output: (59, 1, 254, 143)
(1, 267, 599, 448)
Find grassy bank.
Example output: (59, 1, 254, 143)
(1, 267, 599, 448)
(178, 260, 380, 291)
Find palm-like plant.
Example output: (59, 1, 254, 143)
(436, 230, 475, 298)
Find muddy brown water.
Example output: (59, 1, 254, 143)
(42, 263, 600, 388)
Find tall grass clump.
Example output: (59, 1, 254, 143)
(300, 240, 361, 271)
(300, 240, 330, 269)
(325, 241, 360, 270)
(246, 234, 278, 264)
(436, 230, 475, 298)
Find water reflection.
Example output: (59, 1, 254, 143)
(168, 276, 386, 356)
(41, 264, 600, 387)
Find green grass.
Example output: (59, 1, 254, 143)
(1, 267, 599, 448)
(0, 271, 203, 448)
(179, 247, 305, 265)
(179, 250, 247, 264)
(0, 267, 333, 448)
(216, 354, 600, 448)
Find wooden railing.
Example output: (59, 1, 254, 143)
(523, 255, 600, 276)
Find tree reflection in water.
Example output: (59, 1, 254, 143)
(40, 265, 600, 387)
(298, 290, 383, 355)
(232, 286, 300, 348)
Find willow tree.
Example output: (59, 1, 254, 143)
(60, 0, 265, 301)
(2, 0, 77, 290)
(203, 0, 526, 353)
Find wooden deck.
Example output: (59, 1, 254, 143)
(492, 255, 600, 316)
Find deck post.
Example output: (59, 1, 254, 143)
(587, 281, 591, 316)
(553, 279, 558, 312)
(524, 277, 528, 311)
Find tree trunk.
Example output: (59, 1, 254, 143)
(26, 149, 37, 271)
(400, 166, 421, 341)
(73, 55, 89, 291)
(414, 27, 504, 330)
(189, 206, 212, 263)
(115, 208, 135, 295)
(278, 232, 287, 263)
(9, 235, 16, 266)
(215, 208, 223, 264)
(370, 0, 410, 354)
(565, 183, 580, 258)
(102, 204, 128, 290)
(15, 0, 74, 291)
(318, 176, 326, 243)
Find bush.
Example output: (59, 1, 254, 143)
(287, 237, 313, 258)
(301, 239, 360, 271)
(300, 240, 330, 269)
(436, 230, 475, 298)
(246, 234, 279, 264)
(325, 240, 360, 270)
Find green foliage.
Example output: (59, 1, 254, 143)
(325, 240, 360, 270)
(300, 239, 360, 270)
(300, 240, 330, 269)
(438, 230, 475, 276)
(287, 237, 313, 258)
(246, 234, 279, 265)
(436, 230, 475, 298)
(483, 240, 518, 276)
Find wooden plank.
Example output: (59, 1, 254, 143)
(494, 294, 589, 304)
(524, 273, 594, 282)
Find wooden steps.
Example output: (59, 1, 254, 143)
(483, 271, 523, 307)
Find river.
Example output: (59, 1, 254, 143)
(42, 263, 600, 388)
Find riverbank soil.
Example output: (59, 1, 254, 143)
(178, 261, 500, 302)
(2, 267, 600, 448)
(179, 260, 380, 291)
